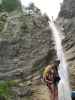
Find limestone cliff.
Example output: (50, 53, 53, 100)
(0, 4, 56, 81)
(0, 2, 57, 99)
(56, 0, 75, 90)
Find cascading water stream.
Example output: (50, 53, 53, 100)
(50, 22, 72, 100)
(20, 0, 72, 99)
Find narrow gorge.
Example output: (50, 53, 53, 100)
(0, 0, 75, 100)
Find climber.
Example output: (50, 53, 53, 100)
(43, 60, 60, 100)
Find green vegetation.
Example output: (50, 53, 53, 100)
(25, 96, 32, 100)
(0, 0, 21, 12)
(0, 12, 8, 32)
(0, 80, 18, 100)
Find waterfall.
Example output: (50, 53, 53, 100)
(50, 22, 72, 100)
(20, 0, 72, 99)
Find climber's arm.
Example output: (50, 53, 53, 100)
(43, 73, 53, 84)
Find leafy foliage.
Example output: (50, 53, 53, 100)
(0, 80, 18, 100)
(0, 0, 21, 12)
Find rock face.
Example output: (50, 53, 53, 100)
(0, 2, 57, 100)
(0, 5, 56, 81)
(59, 0, 75, 18)
(56, 0, 75, 90)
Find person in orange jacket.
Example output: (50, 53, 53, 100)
(43, 60, 60, 100)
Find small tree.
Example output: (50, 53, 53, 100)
(26, 3, 41, 15)
(0, 0, 21, 12)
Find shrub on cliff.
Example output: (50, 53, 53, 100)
(0, 0, 21, 12)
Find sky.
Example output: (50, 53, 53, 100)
(20, 0, 63, 20)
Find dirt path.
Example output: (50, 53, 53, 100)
(32, 84, 51, 100)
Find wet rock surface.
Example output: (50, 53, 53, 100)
(56, 0, 75, 90)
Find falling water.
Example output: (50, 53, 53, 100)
(50, 22, 72, 100)
(20, 0, 72, 99)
